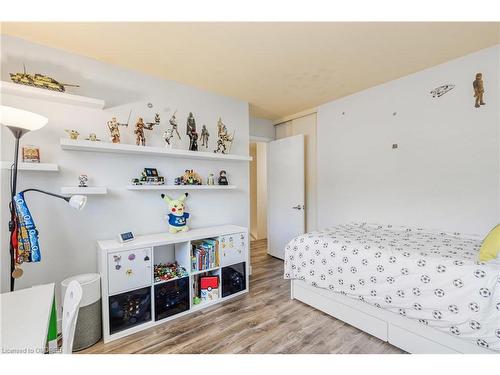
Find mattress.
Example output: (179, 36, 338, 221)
(284, 223, 500, 351)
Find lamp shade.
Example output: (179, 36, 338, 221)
(68, 195, 87, 210)
(0, 105, 48, 131)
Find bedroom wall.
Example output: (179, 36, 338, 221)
(0, 35, 250, 294)
(249, 116, 275, 140)
(317, 45, 500, 236)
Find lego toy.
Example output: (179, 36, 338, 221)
(64, 129, 80, 140)
(161, 192, 190, 233)
(473, 73, 486, 108)
(207, 173, 215, 185)
(22, 145, 40, 163)
(135, 114, 160, 146)
(175, 169, 202, 185)
(200, 125, 210, 148)
(132, 168, 165, 185)
(154, 262, 189, 283)
(10, 64, 79, 92)
(218, 170, 229, 185)
(78, 174, 88, 187)
(214, 117, 234, 154)
(85, 133, 101, 141)
(107, 111, 131, 143)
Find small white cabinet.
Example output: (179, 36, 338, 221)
(220, 232, 247, 267)
(107, 248, 152, 295)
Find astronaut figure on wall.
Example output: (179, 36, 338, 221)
(473, 73, 486, 108)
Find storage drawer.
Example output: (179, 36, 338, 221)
(220, 232, 247, 267)
(154, 277, 190, 321)
(108, 286, 152, 334)
(108, 248, 152, 295)
(222, 262, 246, 297)
(388, 324, 458, 354)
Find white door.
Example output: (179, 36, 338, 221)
(267, 134, 305, 259)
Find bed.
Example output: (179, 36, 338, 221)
(284, 222, 500, 353)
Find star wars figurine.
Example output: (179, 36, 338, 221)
(214, 117, 234, 154)
(164, 111, 182, 148)
(107, 111, 130, 143)
(78, 174, 88, 187)
(135, 114, 160, 146)
(473, 73, 486, 108)
(186, 112, 199, 151)
(207, 173, 215, 185)
(200, 125, 210, 148)
(218, 170, 229, 185)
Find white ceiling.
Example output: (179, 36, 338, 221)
(2, 22, 499, 120)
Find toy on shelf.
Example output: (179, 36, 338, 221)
(135, 114, 160, 146)
(161, 192, 190, 234)
(186, 112, 199, 151)
(218, 170, 229, 185)
(154, 262, 189, 283)
(85, 133, 101, 141)
(473, 73, 486, 108)
(175, 169, 202, 185)
(164, 111, 182, 149)
(107, 111, 131, 143)
(200, 125, 210, 148)
(22, 145, 40, 163)
(10, 64, 79, 92)
(78, 174, 88, 187)
(132, 168, 165, 185)
(64, 129, 80, 140)
(214, 117, 234, 154)
(207, 173, 215, 185)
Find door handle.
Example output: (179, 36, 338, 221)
(292, 205, 304, 210)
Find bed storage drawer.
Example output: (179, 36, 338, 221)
(388, 325, 458, 354)
(292, 280, 388, 341)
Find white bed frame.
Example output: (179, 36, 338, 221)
(291, 279, 494, 354)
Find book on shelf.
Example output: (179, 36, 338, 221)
(191, 239, 219, 272)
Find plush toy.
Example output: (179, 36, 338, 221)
(161, 193, 190, 233)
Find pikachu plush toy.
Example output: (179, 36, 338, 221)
(161, 193, 190, 233)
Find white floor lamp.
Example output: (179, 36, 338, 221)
(1, 105, 87, 291)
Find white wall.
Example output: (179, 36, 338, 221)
(249, 116, 274, 140)
(317, 45, 500, 236)
(0, 35, 250, 295)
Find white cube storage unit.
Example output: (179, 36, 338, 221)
(98, 225, 249, 343)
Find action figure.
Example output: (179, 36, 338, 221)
(135, 114, 160, 146)
(473, 73, 486, 108)
(200, 125, 210, 148)
(107, 111, 130, 143)
(218, 170, 228, 185)
(164, 111, 182, 148)
(78, 174, 88, 187)
(186, 112, 199, 151)
(214, 117, 234, 154)
(207, 173, 215, 185)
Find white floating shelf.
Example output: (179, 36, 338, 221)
(1, 81, 105, 109)
(61, 186, 108, 195)
(126, 185, 237, 191)
(60, 138, 252, 162)
(1, 161, 59, 171)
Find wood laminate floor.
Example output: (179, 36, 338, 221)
(82, 239, 403, 354)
